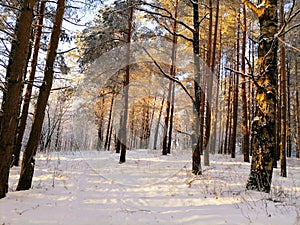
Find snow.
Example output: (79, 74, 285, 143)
(1, 149, 300, 225)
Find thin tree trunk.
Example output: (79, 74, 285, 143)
(295, 57, 300, 158)
(241, 2, 250, 163)
(286, 61, 291, 157)
(210, 0, 220, 154)
(105, 95, 114, 150)
(153, 98, 165, 150)
(279, 0, 286, 177)
(97, 98, 105, 151)
(0, 0, 37, 199)
(17, 0, 66, 191)
(168, 83, 175, 153)
(230, 10, 240, 159)
(192, 0, 202, 175)
(167, 0, 178, 154)
(162, 82, 171, 155)
(276, 55, 281, 168)
(140, 100, 150, 149)
(249, 21, 256, 156)
(108, 119, 114, 151)
(119, 0, 133, 163)
(224, 74, 232, 155)
(206, 0, 213, 68)
(116, 115, 122, 153)
(217, 22, 223, 154)
(54, 117, 62, 151)
(199, 89, 205, 156)
(148, 96, 156, 149)
(203, 0, 213, 166)
(227, 75, 233, 155)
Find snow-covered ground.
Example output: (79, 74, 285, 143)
(1, 149, 299, 225)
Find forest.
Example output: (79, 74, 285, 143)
(0, 0, 300, 223)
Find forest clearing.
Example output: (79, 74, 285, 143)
(1, 149, 299, 225)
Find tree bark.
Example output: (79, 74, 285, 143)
(224, 74, 232, 155)
(203, 0, 213, 166)
(230, 9, 240, 159)
(17, 0, 66, 191)
(286, 61, 291, 158)
(295, 56, 300, 158)
(0, 0, 37, 199)
(244, 0, 278, 193)
(279, 0, 286, 177)
(192, 0, 202, 175)
(162, 82, 171, 155)
(241, 2, 250, 163)
(209, 0, 220, 155)
(167, 0, 178, 154)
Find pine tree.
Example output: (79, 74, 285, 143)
(0, 0, 38, 199)
(17, 0, 66, 191)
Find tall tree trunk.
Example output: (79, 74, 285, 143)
(295, 57, 300, 158)
(216, 21, 223, 154)
(209, 0, 220, 155)
(230, 9, 240, 159)
(203, 0, 213, 166)
(249, 21, 256, 156)
(243, 0, 278, 193)
(227, 75, 233, 155)
(279, 0, 286, 177)
(224, 74, 232, 155)
(206, 0, 213, 68)
(241, 2, 250, 163)
(17, 0, 66, 191)
(11, 25, 35, 167)
(192, 0, 202, 175)
(0, 0, 37, 199)
(167, 0, 178, 154)
(286, 62, 291, 157)
(119, 0, 133, 163)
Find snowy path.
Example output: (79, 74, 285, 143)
(1, 150, 299, 225)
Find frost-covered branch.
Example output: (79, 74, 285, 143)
(136, 1, 194, 33)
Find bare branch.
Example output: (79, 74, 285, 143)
(224, 66, 260, 88)
(57, 47, 78, 54)
(279, 21, 300, 37)
(136, 2, 194, 33)
(51, 86, 72, 91)
(0, 3, 21, 12)
(176, 129, 192, 137)
(278, 37, 300, 53)
(140, 45, 195, 106)
(151, 16, 193, 42)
